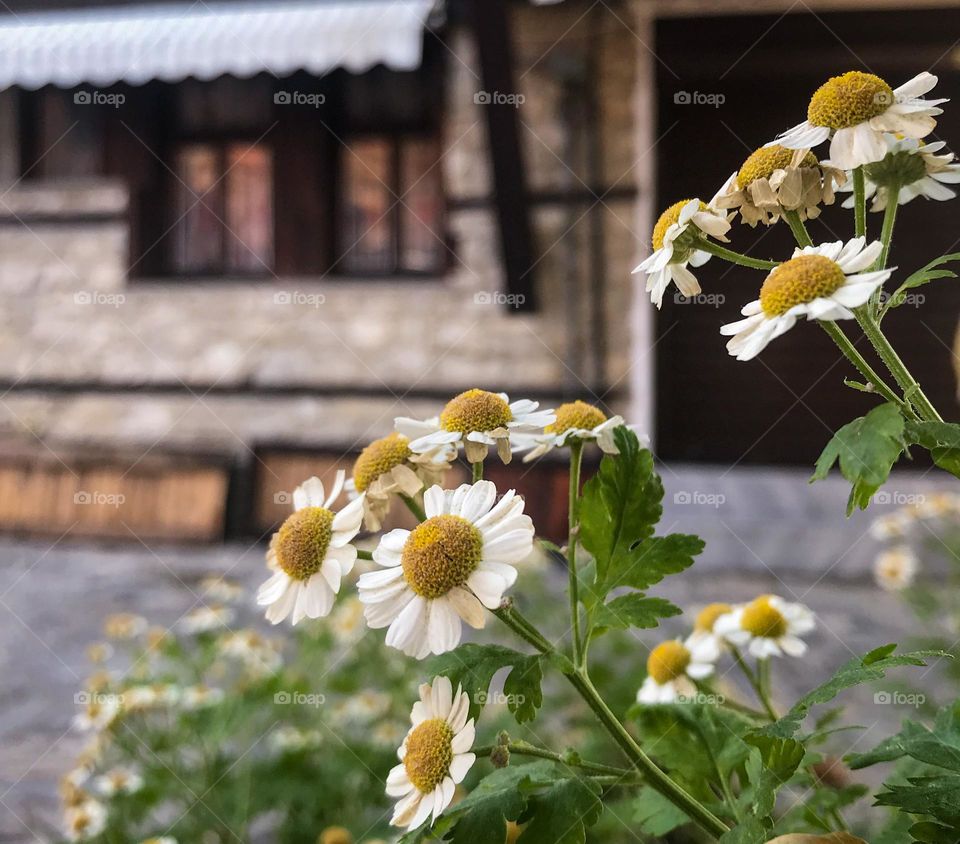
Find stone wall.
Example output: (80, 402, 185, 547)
(0, 5, 642, 459)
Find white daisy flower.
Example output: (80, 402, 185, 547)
(199, 576, 245, 603)
(517, 400, 626, 462)
(721, 238, 892, 361)
(103, 613, 148, 640)
(180, 685, 224, 710)
(632, 190, 733, 308)
(345, 432, 454, 531)
(218, 629, 283, 676)
(715, 144, 845, 227)
(140, 838, 178, 844)
(329, 595, 367, 643)
(270, 725, 323, 753)
(121, 683, 179, 712)
(714, 595, 815, 659)
(73, 696, 121, 732)
(778, 71, 946, 170)
(869, 510, 914, 540)
(386, 675, 476, 830)
(838, 134, 960, 211)
(636, 636, 720, 704)
(257, 472, 365, 626)
(94, 766, 143, 797)
(396, 390, 555, 465)
(357, 480, 534, 658)
(687, 602, 734, 653)
(873, 545, 918, 592)
(179, 604, 235, 634)
(64, 799, 107, 842)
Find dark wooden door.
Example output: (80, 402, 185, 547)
(654, 8, 960, 465)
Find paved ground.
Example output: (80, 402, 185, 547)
(1, 464, 956, 842)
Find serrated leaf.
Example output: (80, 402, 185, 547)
(754, 646, 941, 740)
(872, 775, 960, 826)
(719, 816, 770, 844)
(442, 762, 557, 844)
(910, 820, 960, 844)
(881, 251, 960, 318)
(425, 644, 543, 724)
(905, 420, 960, 479)
(590, 594, 682, 636)
(811, 403, 906, 515)
(849, 701, 960, 772)
(517, 776, 602, 844)
(739, 736, 805, 819)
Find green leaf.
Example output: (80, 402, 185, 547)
(590, 594, 682, 636)
(755, 646, 941, 740)
(811, 403, 907, 515)
(632, 787, 690, 836)
(905, 420, 960, 479)
(443, 762, 556, 844)
(873, 776, 960, 826)
(517, 776, 602, 844)
(579, 426, 661, 593)
(739, 735, 806, 818)
(849, 701, 960, 773)
(719, 817, 770, 844)
(425, 644, 543, 724)
(910, 820, 960, 844)
(881, 251, 960, 318)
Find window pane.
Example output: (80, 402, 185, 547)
(172, 145, 223, 274)
(38, 89, 100, 177)
(225, 143, 273, 273)
(400, 139, 444, 273)
(339, 139, 394, 273)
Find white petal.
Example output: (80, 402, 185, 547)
(481, 529, 533, 563)
(457, 481, 498, 522)
(451, 720, 475, 754)
(386, 764, 414, 797)
(428, 598, 463, 655)
(423, 485, 448, 518)
(324, 469, 346, 508)
(431, 675, 454, 719)
(293, 476, 326, 511)
(385, 596, 429, 656)
(446, 586, 487, 629)
(265, 580, 299, 625)
(467, 570, 507, 609)
(893, 71, 938, 100)
(257, 570, 290, 605)
(449, 752, 475, 784)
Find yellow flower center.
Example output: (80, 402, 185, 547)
(546, 400, 607, 435)
(440, 389, 513, 434)
(401, 514, 483, 598)
(807, 71, 894, 130)
(759, 255, 845, 317)
(737, 145, 819, 189)
(403, 717, 454, 793)
(319, 827, 355, 844)
(646, 640, 691, 684)
(741, 596, 788, 638)
(352, 432, 412, 492)
(274, 507, 335, 581)
(695, 602, 732, 632)
(652, 199, 705, 250)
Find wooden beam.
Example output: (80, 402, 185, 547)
(466, 0, 537, 313)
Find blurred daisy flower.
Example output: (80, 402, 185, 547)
(715, 595, 815, 658)
(874, 545, 918, 592)
(637, 636, 720, 704)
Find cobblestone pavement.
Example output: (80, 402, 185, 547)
(1, 465, 956, 842)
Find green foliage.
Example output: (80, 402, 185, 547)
(811, 403, 907, 515)
(590, 593, 682, 636)
(517, 775, 602, 844)
(880, 252, 960, 319)
(904, 419, 960, 479)
(632, 786, 690, 836)
(426, 643, 544, 724)
(756, 645, 939, 740)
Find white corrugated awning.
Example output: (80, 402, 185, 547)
(0, 0, 438, 90)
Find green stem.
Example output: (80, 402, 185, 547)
(855, 308, 943, 422)
(731, 646, 777, 722)
(782, 209, 813, 248)
(356, 548, 374, 561)
(399, 493, 426, 523)
(493, 604, 729, 839)
(874, 181, 899, 271)
(853, 167, 866, 238)
(698, 241, 779, 270)
(472, 460, 484, 482)
(818, 321, 909, 413)
(567, 441, 585, 667)
(756, 658, 779, 721)
(473, 740, 633, 778)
